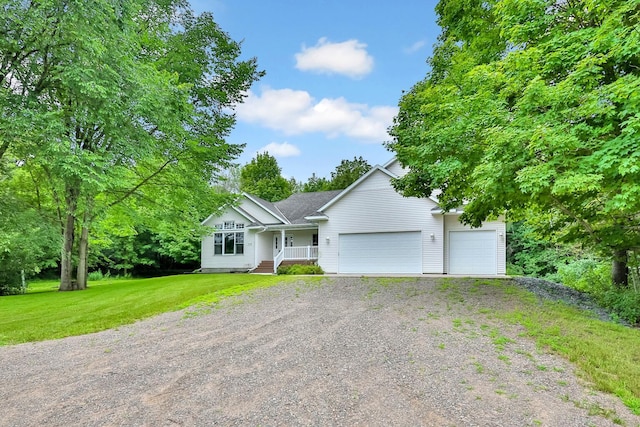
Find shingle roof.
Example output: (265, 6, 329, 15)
(273, 190, 343, 224)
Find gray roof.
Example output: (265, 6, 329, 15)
(273, 190, 343, 224)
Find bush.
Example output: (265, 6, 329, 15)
(602, 288, 640, 326)
(88, 270, 111, 281)
(557, 258, 611, 295)
(277, 264, 324, 275)
(558, 258, 640, 325)
(0, 271, 24, 296)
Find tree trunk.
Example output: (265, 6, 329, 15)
(59, 211, 76, 291)
(612, 249, 628, 288)
(76, 224, 89, 290)
(59, 184, 79, 291)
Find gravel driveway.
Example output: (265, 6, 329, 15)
(1, 277, 638, 426)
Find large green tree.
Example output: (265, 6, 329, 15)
(239, 152, 293, 202)
(388, 0, 640, 286)
(1, 0, 262, 290)
(325, 156, 371, 190)
(301, 156, 371, 192)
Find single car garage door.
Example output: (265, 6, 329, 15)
(338, 232, 422, 274)
(449, 230, 497, 275)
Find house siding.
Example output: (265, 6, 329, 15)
(201, 208, 256, 272)
(384, 159, 407, 177)
(240, 198, 283, 224)
(318, 169, 443, 274)
(443, 215, 506, 275)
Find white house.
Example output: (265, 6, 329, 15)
(201, 158, 506, 275)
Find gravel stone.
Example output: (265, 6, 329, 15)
(1, 277, 638, 426)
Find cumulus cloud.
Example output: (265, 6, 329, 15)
(236, 87, 397, 143)
(257, 142, 301, 158)
(404, 40, 427, 54)
(295, 38, 374, 79)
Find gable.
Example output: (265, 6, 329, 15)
(202, 206, 251, 228)
(383, 158, 408, 177)
(322, 168, 438, 221)
(240, 196, 286, 224)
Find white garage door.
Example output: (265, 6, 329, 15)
(449, 230, 497, 275)
(338, 232, 422, 274)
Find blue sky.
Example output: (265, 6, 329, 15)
(191, 0, 441, 182)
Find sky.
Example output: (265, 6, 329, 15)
(190, 0, 441, 182)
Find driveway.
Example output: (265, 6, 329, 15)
(1, 277, 637, 426)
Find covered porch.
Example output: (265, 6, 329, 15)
(253, 226, 319, 273)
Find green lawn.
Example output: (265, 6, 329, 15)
(0, 274, 295, 345)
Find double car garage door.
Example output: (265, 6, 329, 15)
(337, 230, 497, 275)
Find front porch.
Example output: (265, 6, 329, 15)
(252, 245, 318, 273)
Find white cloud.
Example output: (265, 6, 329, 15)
(295, 38, 374, 79)
(404, 40, 427, 54)
(257, 142, 301, 158)
(236, 87, 398, 143)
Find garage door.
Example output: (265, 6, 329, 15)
(449, 230, 497, 275)
(338, 232, 422, 274)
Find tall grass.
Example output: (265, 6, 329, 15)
(0, 274, 296, 345)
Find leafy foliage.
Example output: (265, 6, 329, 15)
(388, 0, 640, 285)
(0, 166, 59, 294)
(301, 156, 371, 192)
(239, 152, 293, 201)
(1, 1, 263, 290)
(325, 156, 371, 190)
(507, 222, 574, 280)
(277, 264, 324, 275)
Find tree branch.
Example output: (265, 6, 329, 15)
(105, 157, 176, 210)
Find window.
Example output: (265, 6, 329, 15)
(213, 221, 245, 255)
(312, 234, 318, 246)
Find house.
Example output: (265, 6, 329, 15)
(201, 158, 506, 275)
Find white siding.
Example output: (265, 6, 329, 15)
(444, 215, 506, 275)
(240, 198, 283, 224)
(385, 158, 408, 177)
(318, 169, 443, 274)
(201, 208, 256, 271)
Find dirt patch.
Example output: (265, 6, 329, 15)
(1, 277, 638, 426)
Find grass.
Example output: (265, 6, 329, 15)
(0, 274, 299, 345)
(481, 280, 640, 416)
(436, 278, 640, 415)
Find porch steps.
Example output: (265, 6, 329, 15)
(252, 260, 315, 274)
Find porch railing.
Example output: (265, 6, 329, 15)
(284, 246, 318, 260)
(273, 245, 319, 273)
(274, 249, 285, 273)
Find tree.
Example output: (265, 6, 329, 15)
(239, 153, 293, 201)
(325, 156, 371, 190)
(388, 0, 640, 286)
(302, 173, 330, 192)
(0, 181, 59, 294)
(300, 156, 371, 192)
(1, 1, 263, 290)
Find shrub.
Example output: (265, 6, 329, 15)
(88, 270, 111, 281)
(0, 271, 24, 296)
(602, 288, 640, 326)
(557, 258, 611, 295)
(277, 264, 324, 275)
